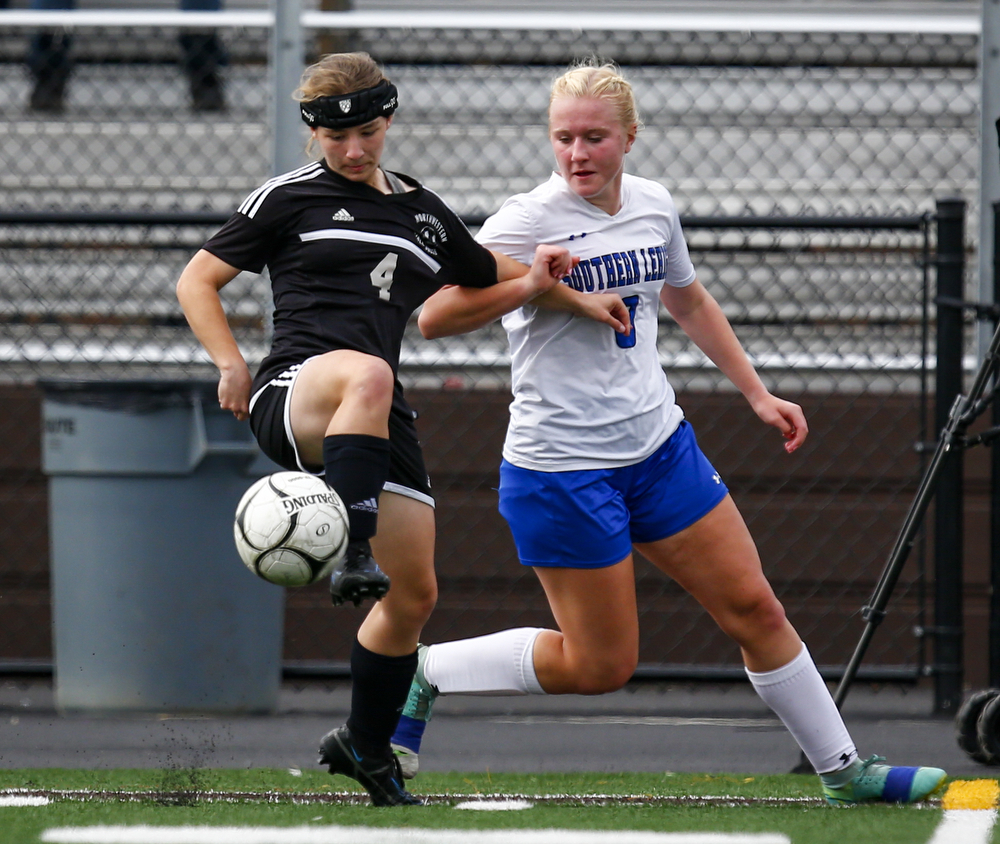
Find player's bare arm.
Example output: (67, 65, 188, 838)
(539, 288, 632, 336)
(419, 244, 572, 339)
(660, 277, 807, 453)
(176, 248, 252, 420)
(489, 251, 632, 335)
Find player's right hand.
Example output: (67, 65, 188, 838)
(218, 361, 252, 421)
(530, 244, 578, 294)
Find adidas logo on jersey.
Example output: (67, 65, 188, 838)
(350, 497, 379, 514)
(332, 208, 355, 222)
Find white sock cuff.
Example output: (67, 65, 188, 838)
(518, 628, 545, 694)
(424, 627, 547, 696)
(745, 642, 811, 688)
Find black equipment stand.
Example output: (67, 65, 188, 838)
(791, 310, 1000, 774)
(791, 124, 1000, 775)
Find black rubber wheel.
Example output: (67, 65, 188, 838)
(956, 688, 1000, 764)
(975, 691, 1000, 765)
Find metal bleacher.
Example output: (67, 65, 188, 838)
(0, 2, 978, 385)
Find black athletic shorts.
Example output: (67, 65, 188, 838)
(248, 362, 434, 507)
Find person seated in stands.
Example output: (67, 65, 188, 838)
(24, 0, 226, 113)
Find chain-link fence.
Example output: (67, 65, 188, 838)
(0, 13, 983, 682)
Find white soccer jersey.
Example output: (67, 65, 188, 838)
(477, 172, 697, 471)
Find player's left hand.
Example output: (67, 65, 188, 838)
(751, 394, 808, 453)
(574, 292, 632, 335)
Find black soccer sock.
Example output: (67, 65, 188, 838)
(346, 638, 419, 756)
(322, 434, 390, 542)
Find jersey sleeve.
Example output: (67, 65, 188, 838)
(201, 180, 299, 274)
(434, 202, 499, 289)
(200, 212, 277, 274)
(663, 199, 697, 288)
(475, 198, 536, 265)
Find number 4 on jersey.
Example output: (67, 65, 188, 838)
(370, 252, 398, 301)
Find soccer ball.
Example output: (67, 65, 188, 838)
(234, 472, 349, 587)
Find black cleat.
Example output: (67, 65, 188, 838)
(329, 539, 390, 607)
(318, 725, 422, 806)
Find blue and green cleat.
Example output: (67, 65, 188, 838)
(390, 643, 438, 779)
(820, 755, 947, 806)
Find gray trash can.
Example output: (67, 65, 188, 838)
(40, 380, 284, 714)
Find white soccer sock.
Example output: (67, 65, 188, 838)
(423, 627, 546, 696)
(745, 643, 857, 775)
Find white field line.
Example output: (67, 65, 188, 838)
(928, 809, 998, 844)
(0, 788, 830, 807)
(0, 795, 50, 806)
(494, 716, 782, 727)
(454, 799, 534, 810)
(40, 827, 791, 844)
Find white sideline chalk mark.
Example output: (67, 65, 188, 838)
(454, 799, 534, 810)
(495, 716, 782, 728)
(41, 826, 792, 844)
(5, 788, 830, 807)
(927, 809, 997, 844)
(0, 795, 50, 806)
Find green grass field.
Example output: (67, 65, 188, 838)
(1, 769, 992, 844)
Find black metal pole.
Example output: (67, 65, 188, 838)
(991, 201, 1000, 688)
(933, 197, 966, 714)
(830, 392, 965, 704)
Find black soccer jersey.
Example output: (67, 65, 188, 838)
(202, 160, 498, 390)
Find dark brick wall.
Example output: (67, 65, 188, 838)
(1, 383, 992, 687)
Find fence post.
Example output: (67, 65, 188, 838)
(979, 0, 1000, 365)
(269, 0, 306, 176)
(933, 197, 966, 714)
(991, 201, 1000, 688)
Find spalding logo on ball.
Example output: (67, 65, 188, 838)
(234, 472, 349, 587)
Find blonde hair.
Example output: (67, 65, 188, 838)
(549, 60, 642, 133)
(294, 52, 389, 103)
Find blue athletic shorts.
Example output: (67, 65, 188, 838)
(498, 421, 729, 569)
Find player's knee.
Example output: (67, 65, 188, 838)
(728, 592, 789, 641)
(384, 576, 437, 630)
(407, 580, 438, 627)
(572, 652, 636, 695)
(751, 594, 788, 634)
(347, 356, 395, 411)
